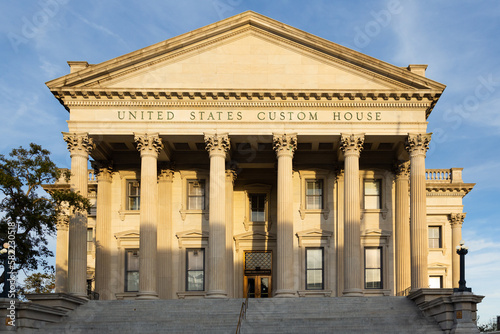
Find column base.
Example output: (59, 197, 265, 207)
(205, 290, 228, 299)
(136, 291, 159, 300)
(342, 288, 364, 297)
(274, 289, 296, 298)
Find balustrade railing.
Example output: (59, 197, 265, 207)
(88, 169, 97, 183)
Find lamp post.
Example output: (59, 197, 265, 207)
(454, 240, 472, 293)
(0, 242, 11, 298)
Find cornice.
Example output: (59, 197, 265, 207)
(426, 183, 475, 197)
(54, 89, 439, 112)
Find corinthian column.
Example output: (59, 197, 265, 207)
(273, 133, 297, 297)
(63, 132, 94, 298)
(450, 213, 466, 288)
(394, 160, 411, 295)
(205, 133, 230, 298)
(94, 162, 113, 300)
(406, 133, 431, 290)
(135, 133, 163, 299)
(340, 134, 364, 296)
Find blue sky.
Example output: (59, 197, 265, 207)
(1, 0, 499, 324)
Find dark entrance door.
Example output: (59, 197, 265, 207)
(244, 251, 272, 298)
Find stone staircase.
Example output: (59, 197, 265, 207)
(18, 297, 443, 333)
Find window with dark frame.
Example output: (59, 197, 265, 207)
(365, 247, 382, 289)
(187, 180, 205, 210)
(127, 180, 140, 210)
(429, 275, 443, 288)
(250, 193, 266, 222)
(306, 248, 324, 290)
(87, 228, 93, 252)
(186, 248, 205, 291)
(364, 179, 381, 209)
(306, 180, 323, 210)
(428, 226, 442, 248)
(125, 249, 139, 292)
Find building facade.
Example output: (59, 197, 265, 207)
(46, 11, 474, 301)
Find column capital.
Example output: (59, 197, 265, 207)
(225, 169, 237, 184)
(134, 133, 163, 157)
(62, 132, 94, 158)
(340, 134, 365, 157)
(273, 133, 297, 157)
(450, 213, 466, 227)
(405, 133, 431, 157)
(93, 161, 113, 182)
(158, 169, 174, 182)
(334, 165, 345, 181)
(394, 160, 411, 179)
(204, 133, 230, 157)
(56, 215, 69, 231)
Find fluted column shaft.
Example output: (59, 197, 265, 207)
(341, 134, 364, 296)
(157, 169, 174, 299)
(450, 213, 466, 288)
(273, 134, 297, 297)
(94, 164, 113, 300)
(55, 218, 69, 293)
(135, 133, 163, 299)
(205, 133, 230, 298)
(406, 133, 431, 290)
(63, 132, 94, 298)
(395, 161, 411, 294)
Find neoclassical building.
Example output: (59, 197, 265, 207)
(46, 11, 474, 301)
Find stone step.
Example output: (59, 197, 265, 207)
(19, 297, 443, 334)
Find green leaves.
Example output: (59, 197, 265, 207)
(0, 143, 91, 276)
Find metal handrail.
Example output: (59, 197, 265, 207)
(235, 287, 250, 334)
(396, 286, 411, 297)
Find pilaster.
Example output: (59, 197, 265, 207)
(406, 133, 431, 290)
(394, 160, 411, 295)
(157, 168, 174, 299)
(273, 133, 297, 297)
(340, 134, 364, 296)
(134, 133, 163, 299)
(62, 132, 94, 298)
(225, 169, 237, 298)
(55, 216, 69, 293)
(205, 133, 230, 298)
(450, 213, 466, 289)
(94, 162, 113, 300)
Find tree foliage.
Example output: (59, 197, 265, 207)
(19, 269, 56, 295)
(0, 143, 90, 280)
(479, 317, 498, 332)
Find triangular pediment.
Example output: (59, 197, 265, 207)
(47, 11, 445, 94)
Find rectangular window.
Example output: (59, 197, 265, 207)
(306, 248, 324, 290)
(306, 180, 323, 210)
(365, 247, 382, 289)
(187, 180, 205, 210)
(428, 226, 442, 248)
(125, 250, 139, 292)
(429, 276, 443, 289)
(186, 248, 205, 291)
(87, 228, 93, 252)
(364, 179, 381, 209)
(127, 180, 140, 210)
(250, 194, 266, 222)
